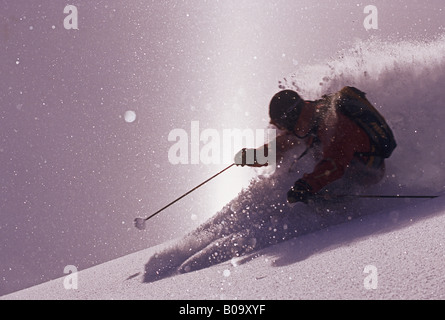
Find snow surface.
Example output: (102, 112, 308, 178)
(3, 195, 445, 300)
(3, 28, 445, 300)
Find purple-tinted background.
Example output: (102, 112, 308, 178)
(1, 0, 444, 295)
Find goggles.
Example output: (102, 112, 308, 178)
(273, 100, 304, 132)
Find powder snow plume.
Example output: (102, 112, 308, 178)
(143, 36, 445, 282)
(282, 35, 445, 194)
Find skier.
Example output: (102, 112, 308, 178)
(235, 86, 397, 204)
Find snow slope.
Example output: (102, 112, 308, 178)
(3, 36, 445, 300)
(3, 195, 445, 300)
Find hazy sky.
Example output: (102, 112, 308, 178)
(1, 0, 444, 294)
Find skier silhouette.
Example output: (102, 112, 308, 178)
(235, 86, 396, 204)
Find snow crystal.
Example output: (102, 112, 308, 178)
(183, 265, 191, 273)
(124, 110, 136, 123)
(230, 257, 241, 267)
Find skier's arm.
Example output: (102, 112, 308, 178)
(266, 132, 300, 160)
(300, 130, 356, 193)
(301, 156, 350, 193)
(234, 132, 299, 166)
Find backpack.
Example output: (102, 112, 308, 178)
(323, 86, 397, 158)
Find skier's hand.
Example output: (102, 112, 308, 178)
(287, 179, 314, 204)
(234, 148, 249, 166)
(234, 148, 268, 167)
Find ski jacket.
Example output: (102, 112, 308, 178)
(299, 100, 382, 193)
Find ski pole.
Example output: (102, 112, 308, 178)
(350, 194, 438, 199)
(318, 194, 438, 200)
(134, 163, 236, 230)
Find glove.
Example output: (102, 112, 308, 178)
(287, 179, 314, 204)
(234, 147, 268, 167)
